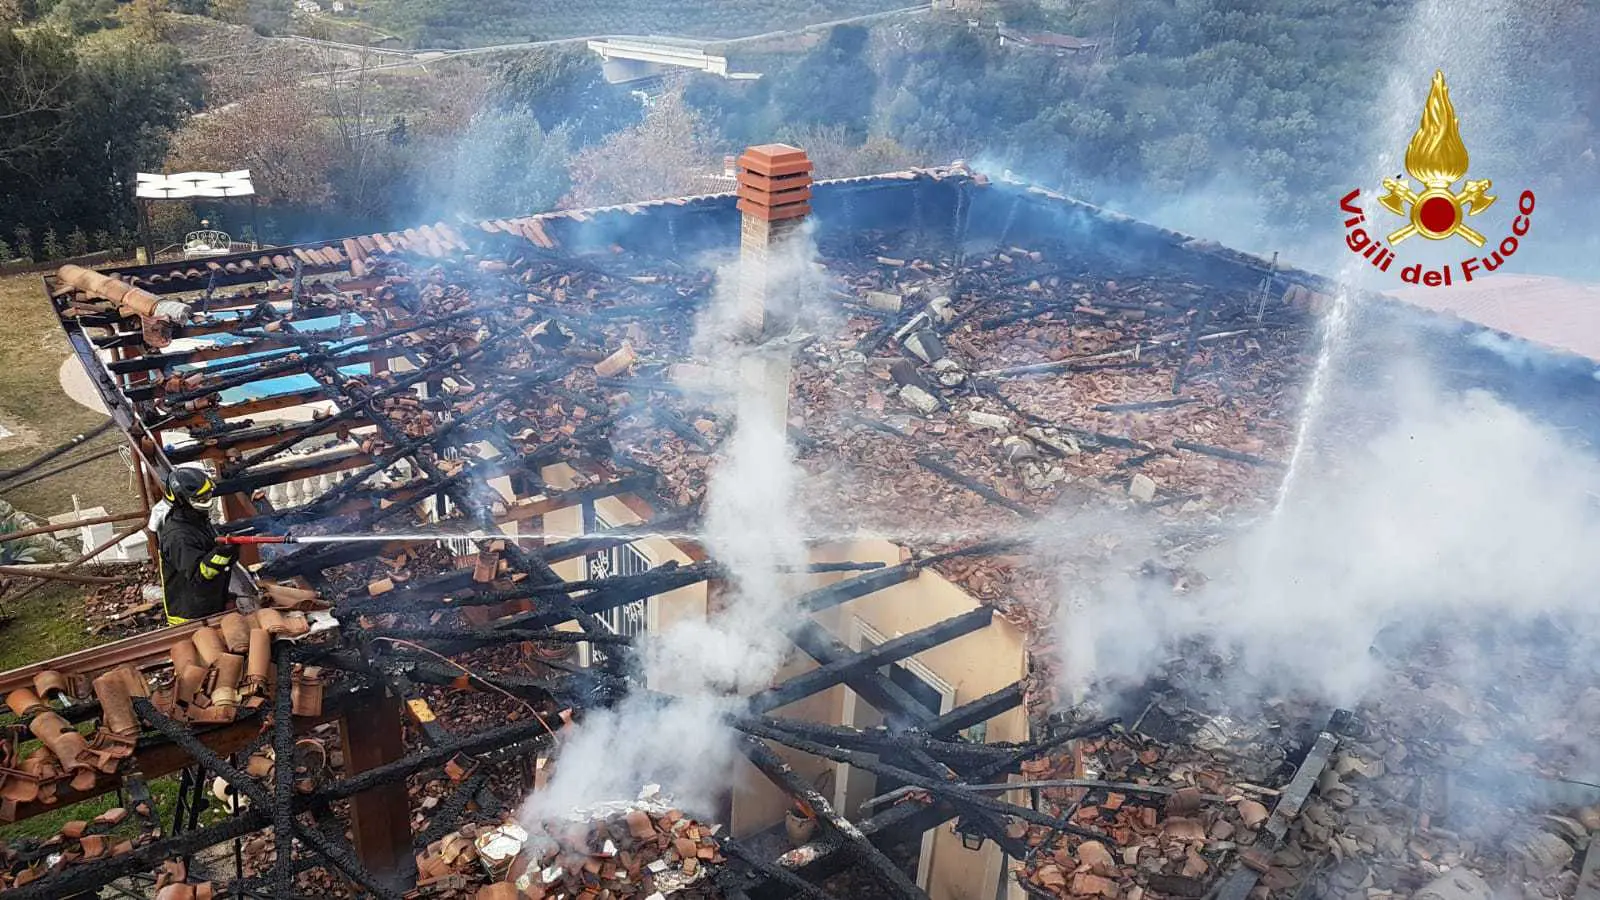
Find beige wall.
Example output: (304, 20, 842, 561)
(528, 470, 1030, 900)
(538, 463, 709, 645)
(809, 539, 1029, 900)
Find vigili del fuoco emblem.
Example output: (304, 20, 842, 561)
(1339, 70, 1536, 287)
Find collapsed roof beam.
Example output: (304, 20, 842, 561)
(741, 736, 933, 900)
(750, 607, 992, 713)
(743, 719, 1112, 842)
(310, 355, 616, 643)
(733, 684, 1033, 899)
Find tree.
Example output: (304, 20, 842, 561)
(167, 85, 335, 206)
(772, 25, 878, 141)
(57, 41, 198, 236)
(41, 227, 61, 259)
(45, 0, 117, 34)
(434, 109, 572, 218)
(0, 30, 76, 175)
(564, 86, 720, 208)
(208, 0, 247, 24)
(323, 49, 382, 216)
(490, 46, 639, 147)
(120, 0, 169, 41)
(775, 123, 925, 179)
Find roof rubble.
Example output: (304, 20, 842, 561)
(414, 786, 724, 900)
(23, 163, 1592, 900)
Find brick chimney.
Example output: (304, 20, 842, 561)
(733, 144, 812, 437)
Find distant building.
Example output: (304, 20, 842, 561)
(995, 24, 1099, 55)
(293, 0, 321, 13)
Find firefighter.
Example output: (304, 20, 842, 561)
(157, 467, 236, 625)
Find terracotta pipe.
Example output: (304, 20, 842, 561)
(32, 671, 71, 705)
(91, 671, 139, 737)
(169, 638, 200, 674)
(218, 612, 251, 653)
(5, 688, 43, 718)
(56, 265, 191, 322)
(174, 664, 209, 713)
(211, 654, 245, 709)
(29, 712, 89, 769)
(246, 628, 271, 687)
(113, 664, 150, 699)
(191, 626, 225, 666)
(253, 608, 295, 635)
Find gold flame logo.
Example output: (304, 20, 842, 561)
(1377, 70, 1497, 246)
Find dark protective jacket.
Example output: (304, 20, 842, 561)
(157, 503, 232, 624)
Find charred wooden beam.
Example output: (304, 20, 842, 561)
(214, 449, 373, 496)
(130, 347, 397, 404)
(792, 563, 919, 613)
(741, 736, 933, 900)
(717, 836, 846, 900)
(930, 682, 1024, 738)
(6, 698, 562, 900)
(1172, 297, 1213, 392)
(136, 698, 408, 899)
(741, 720, 1113, 843)
(736, 716, 1017, 767)
(1212, 721, 1341, 900)
(163, 387, 330, 430)
(914, 453, 1032, 515)
(751, 607, 992, 713)
(785, 619, 934, 727)
(166, 416, 373, 465)
(341, 684, 425, 886)
(1172, 439, 1284, 468)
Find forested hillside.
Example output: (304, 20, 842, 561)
(2, 0, 1596, 274)
(352, 0, 912, 48)
(688, 0, 1598, 264)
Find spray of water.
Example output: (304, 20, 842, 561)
(1275, 0, 1515, 511)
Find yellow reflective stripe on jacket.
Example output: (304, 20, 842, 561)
(198, 561, 221, 580)
(166, 613, 192, 626)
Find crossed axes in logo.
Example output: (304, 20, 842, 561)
(1377, 177, 1497, 247)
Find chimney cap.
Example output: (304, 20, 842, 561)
(738, 144, 813, 178)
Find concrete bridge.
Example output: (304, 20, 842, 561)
(585, 38, 763, 83)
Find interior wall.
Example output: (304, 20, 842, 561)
(810, 540, 1030, 900)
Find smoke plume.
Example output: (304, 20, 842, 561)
(1054, 368, 1600, 713)
(520, 225, 828, 825)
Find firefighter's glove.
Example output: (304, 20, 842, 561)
(199, 544, 238, 580)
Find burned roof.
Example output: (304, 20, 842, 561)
(23, 161, 1600, 900)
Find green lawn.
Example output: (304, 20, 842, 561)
(0, 272, 138, 519)
(0, 584, 102, 671)
(0, 774, 182, 842)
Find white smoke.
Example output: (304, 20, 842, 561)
(520, 225, 826, 825)
(1055, 373, 1600, 709)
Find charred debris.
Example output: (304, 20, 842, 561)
(4, 156, 1590, 900)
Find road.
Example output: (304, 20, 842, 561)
(275, 3, 932, 79)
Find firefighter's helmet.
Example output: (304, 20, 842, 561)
(164, 467, 218, 511)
